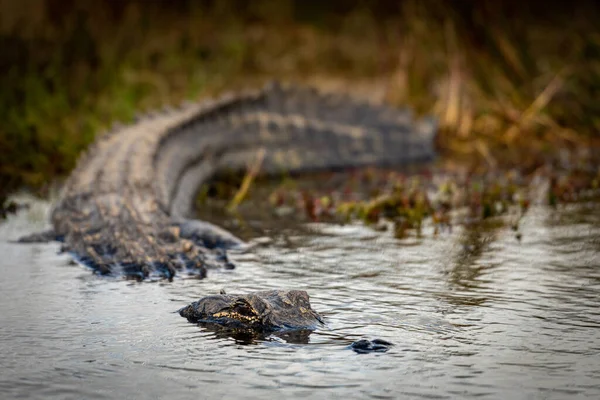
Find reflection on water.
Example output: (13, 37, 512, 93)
(0, 198, 599, 399)
(195, 322, 316, 345)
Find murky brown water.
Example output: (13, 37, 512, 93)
(1, 195, 599, 399)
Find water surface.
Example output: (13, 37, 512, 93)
(1, 198, 599, 399)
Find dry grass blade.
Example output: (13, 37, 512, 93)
(227, 148, 266, 212)
(475, 139, 497, 169)
(504, 69, 569, 143)
(443, 55, 463, 132)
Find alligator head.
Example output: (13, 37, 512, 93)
(179, 290, 324, 333)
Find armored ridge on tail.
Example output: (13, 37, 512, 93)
(20, 81, 437, 279)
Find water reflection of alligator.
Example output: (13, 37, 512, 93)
(179, 289, 393, 353)
(19, 81, 436, 279)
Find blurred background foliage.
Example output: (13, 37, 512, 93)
(1, 0, 599, 203)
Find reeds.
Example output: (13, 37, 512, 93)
(1, 0, 598, 208)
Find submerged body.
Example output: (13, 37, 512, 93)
(21, 82, 436, 279)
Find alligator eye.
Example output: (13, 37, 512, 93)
(232, 300, 257, 317)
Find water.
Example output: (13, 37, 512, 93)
(1, 197, 599, 399)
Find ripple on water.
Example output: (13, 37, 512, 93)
(0, 200, 599, 399)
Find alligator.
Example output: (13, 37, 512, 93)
(178, 289, 324, 331)
(19, 81, 437, 280)
(179, 289, 393, 353)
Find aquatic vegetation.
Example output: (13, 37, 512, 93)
(209, 159, 599, 240)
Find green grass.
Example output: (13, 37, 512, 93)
(1, 0, 599, 208)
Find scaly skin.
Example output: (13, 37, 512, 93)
(178, 290, 323, 332)
(20, 81, 437, 279)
